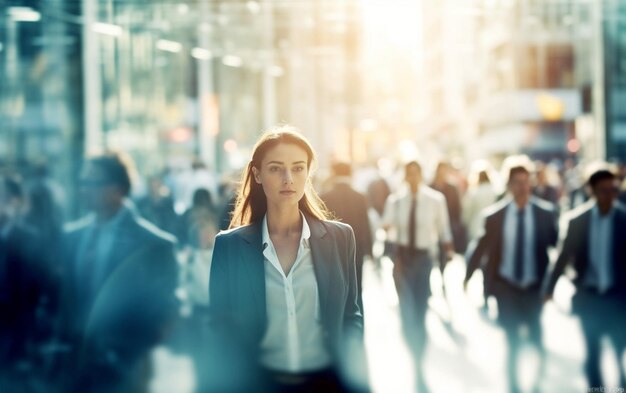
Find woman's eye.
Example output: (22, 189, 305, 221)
(293, 166, 305, 172)
(269, 166, 280, 172)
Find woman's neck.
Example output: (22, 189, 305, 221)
(266, 205, 301, 237)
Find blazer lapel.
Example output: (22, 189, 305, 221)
(308, 218, 332, 323)
(532, 204, 543, 261)
(238, 222, 267, 321)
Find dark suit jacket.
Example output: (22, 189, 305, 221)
(61, 206, 178, 356)
(544, 202, 626, 297)
(0, 223, 43, 364)
(209, 217, 365, 387)
(465, 198, 558, 297)
(321, 183, 373, 265)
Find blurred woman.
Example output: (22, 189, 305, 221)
(22, 181, 65, 346)
(181, 188, 217, 248)
(208, 126, 367, 392)
(462, 160, 499, 242)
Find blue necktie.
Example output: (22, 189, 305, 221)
(514, 208, 525, 283)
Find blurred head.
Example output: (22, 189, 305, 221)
(192, 188, 213, 209)
(478, 170, 490, 184)
(331, 161, 352, 178)
(148, 175, 165, 198)
(24, 181, 58, 218)
(467, 159, 493, 188)
(588, 168, 619, 213)
(535, 162, 547, 184)
(434, 161, 450, 182)
(507, 165, 532, 205)
(80, 153, 133, 218)
(404, 160, 423, 192)
(229, 125, 330, 228)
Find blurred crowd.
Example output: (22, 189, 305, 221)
(1, 150, 626, 393)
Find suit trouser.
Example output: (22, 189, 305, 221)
(573, 289, 626, 388)
(392, 247, 432, 385)
(493, 279, 543, 392)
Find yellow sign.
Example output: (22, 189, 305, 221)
(536, 93, 565, 121)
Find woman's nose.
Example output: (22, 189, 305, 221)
(283, 169, 293, 184)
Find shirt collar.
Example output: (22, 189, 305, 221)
(398, 183, 422, 198)
(591, 203, 614, 220)
(262, 211, 311, 248)
(97, 199, 132, 230)
(507, 196, 535, 212)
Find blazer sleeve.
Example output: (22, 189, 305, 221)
(546, 207, 559, 247)
(464, 216, 491, 282)
(543, 218, 576, 296)
(338, 224, 369, 391)
(209, 233, 231, 328)
(342, 225, 363, 336)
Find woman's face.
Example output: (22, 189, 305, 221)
(252, 142, 309, 208)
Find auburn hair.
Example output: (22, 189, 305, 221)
(228, 125, 331, 228)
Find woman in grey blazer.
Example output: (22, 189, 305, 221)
(208, 126, 367, 393)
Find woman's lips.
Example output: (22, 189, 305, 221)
(280, 190, 296, 195)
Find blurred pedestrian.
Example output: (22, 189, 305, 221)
(22, 180, 65, 354)
(366, 170, 391, 220)
(321, 161, 373, 314)
(462, 160, 498, 242)
(431, 161, 466, 258)
(544, 166, 626, 389)
(175, 188, 219, 389)
(209, 126, 368, 393)
(382, 160, 453, 392)
(59, 153, 178, 392)
(464, 158, 558, 393)
(0, 174, 45, 381)
(136, 174, 179, 238)
(533, 162, 560, 205)
(180, 188, 217, 247)
(217, 176, 239, 231)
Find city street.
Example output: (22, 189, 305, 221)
(150, 252, 626, 393)
(363, 255, 589, 393)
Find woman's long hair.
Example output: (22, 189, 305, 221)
(229, 125, 331, 228)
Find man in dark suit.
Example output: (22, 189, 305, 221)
(60, 153, 178, 391)
(544, 167, 626, 388)
(431, 161, 466, 256)
(464, 160, 558, 393)
(321, 162, 373, 313)
(0, 175, 46, 382)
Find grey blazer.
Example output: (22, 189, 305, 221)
(209, 216, 364, 382)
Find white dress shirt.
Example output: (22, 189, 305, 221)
(499, 199, 537, 288)
(260, 213, 332, 372)
(585, 205, 614, 293)
(462, 183, 498, 240)
(382, 184, 452, 252)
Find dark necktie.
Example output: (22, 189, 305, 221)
(514, 207, 525, 283)
(408, 196, 417, 250)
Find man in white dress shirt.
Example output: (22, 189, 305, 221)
(382, 160, 453, 392)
